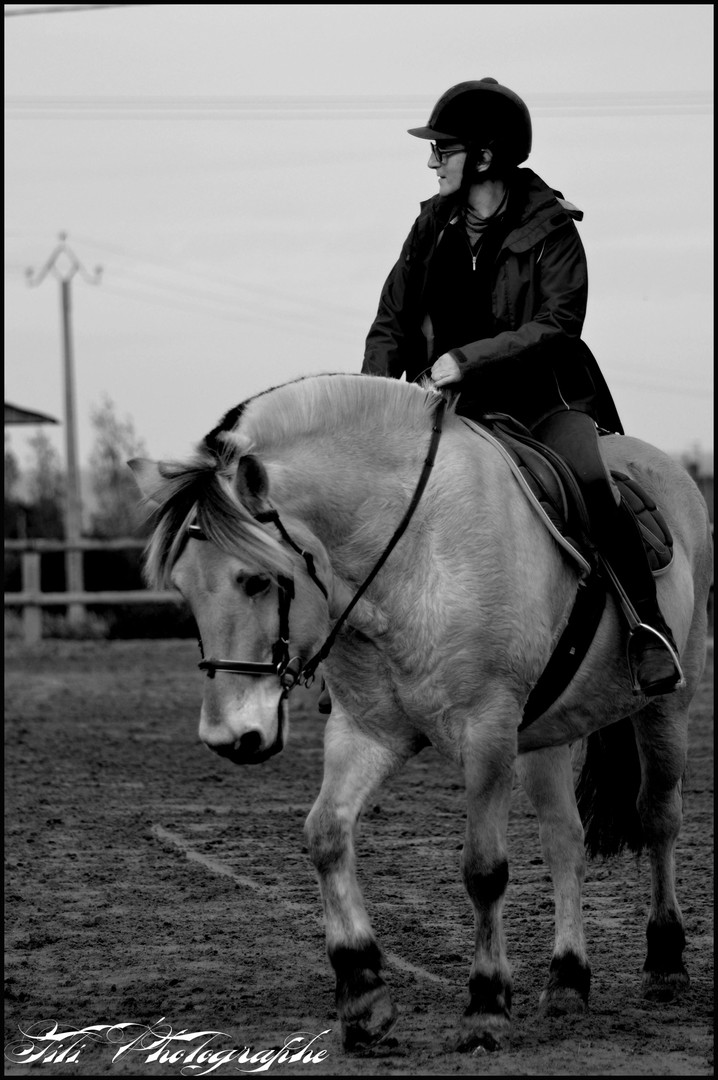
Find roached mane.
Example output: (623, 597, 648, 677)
(142, 373, 442, 589)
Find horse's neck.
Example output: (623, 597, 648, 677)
(268, 424, 424, 567)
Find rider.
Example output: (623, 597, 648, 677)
(361, 78, 684, 697)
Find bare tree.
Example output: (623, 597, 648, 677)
(22, 430, 66, 538)
(88, 395, 148, 538)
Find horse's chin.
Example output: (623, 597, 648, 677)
(213, 738, 284, 766)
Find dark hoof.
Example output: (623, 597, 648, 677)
(455, 1016, 509, 1054)
(539, 952, 591, 1018)
(455, 1031, 503, 1054)
(341, 986, 398, 1051)
(642, 969, 690, 1002)
(539, 984, 588, 1018)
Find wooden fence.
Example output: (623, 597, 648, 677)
(4, 538, 182, 645)
(5, 532, 713, 648)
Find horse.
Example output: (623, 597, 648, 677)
(129, 373, 712, 1054)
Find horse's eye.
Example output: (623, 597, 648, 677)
(244, 574, 271, 598)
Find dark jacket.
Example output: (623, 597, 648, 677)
(362, 167, 623, 433)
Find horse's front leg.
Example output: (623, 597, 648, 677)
(516, 745, 591, 1015)
(304, 706, 411, 1051)
(456, 708, 516, 1053)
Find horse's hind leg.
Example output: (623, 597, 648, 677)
(304, 708, 412, 1051)
(632, 698, 691, 1000)
(516, 745, 591, 1016)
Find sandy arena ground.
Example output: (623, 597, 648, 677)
(4, 639, 714, 1076)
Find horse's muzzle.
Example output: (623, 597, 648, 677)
(200, 695, 287, 765)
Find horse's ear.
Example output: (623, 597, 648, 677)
(235, 454, 270, 514)
(127, 458, 165, 505)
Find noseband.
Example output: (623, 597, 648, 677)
(192, 396, 447, 695)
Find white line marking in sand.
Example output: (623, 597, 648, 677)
(151, 824, 453, 986)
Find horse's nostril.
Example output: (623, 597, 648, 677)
(237, 730, 263, 756)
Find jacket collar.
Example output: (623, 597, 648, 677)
(419, 168, 583, 253)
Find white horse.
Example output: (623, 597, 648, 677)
(130, 373, 712, 1053)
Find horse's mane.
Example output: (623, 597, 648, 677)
(144, 374, 440, 589)
(214, 372, 439, 455)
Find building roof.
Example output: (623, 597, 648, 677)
(4, 402, 59, 425)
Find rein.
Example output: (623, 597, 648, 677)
(192, 395, 447, 693)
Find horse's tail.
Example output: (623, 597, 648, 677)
(575, 718, 645, 858)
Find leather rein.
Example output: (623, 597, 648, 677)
(191, 396, 447, 695)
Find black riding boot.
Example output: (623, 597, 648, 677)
(598, 501, 684, 697)
(533, 410, 684, 697)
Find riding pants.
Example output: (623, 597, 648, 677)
(531, 410, 668, 632)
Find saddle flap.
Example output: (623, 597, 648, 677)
(611, 472, 673, 574)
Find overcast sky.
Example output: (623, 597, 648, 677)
(4, 3, 713, 483)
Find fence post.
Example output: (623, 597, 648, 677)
(21, 552, 43, 645)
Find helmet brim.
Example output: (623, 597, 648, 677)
(406, 125, 461, 141)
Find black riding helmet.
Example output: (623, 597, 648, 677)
(408, 77, 532, 167)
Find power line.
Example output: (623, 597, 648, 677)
(5, 231, 369, 343)
(100, 281, 358, 348)
(5, 5, 149, 16)
(66, 232, 370, 327)
(4, 93, 712, 119)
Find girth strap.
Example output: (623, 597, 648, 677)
(519, 573, 606, 730)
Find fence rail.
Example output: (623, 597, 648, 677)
(4, 537, 182, 644)
(4, 538, 147, 552)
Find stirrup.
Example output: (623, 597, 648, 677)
(626, 623, 686, 696)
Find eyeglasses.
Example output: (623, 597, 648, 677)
(430, 142, 466, 164)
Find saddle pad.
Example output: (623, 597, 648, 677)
(459, 417, 674, 577)
(459, 417, 592, 576)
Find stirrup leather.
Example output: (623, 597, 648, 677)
(626, 623, 686, 696)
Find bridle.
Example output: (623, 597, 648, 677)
(192, 521, 328, 690)
(192, 396, 447, 696)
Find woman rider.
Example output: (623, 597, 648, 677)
(361, 77, 683, 697)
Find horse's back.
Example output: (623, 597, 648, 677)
(599, 434, 712, 575)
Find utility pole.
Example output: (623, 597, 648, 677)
(27, 233, 102, 627)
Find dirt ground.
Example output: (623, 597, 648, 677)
(4, 638, 714, 1076)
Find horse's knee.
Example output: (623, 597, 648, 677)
(304, 805, 346, 874)
(636, 784, 683, 845)
(461, 855, 509, 906)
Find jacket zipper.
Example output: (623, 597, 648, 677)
(464, 234, 479, 271)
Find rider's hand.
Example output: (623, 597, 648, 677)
(431, 353, 463, 387)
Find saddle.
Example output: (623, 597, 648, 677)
(459, 413, 674, 728)
(481, 414, 673, 574)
